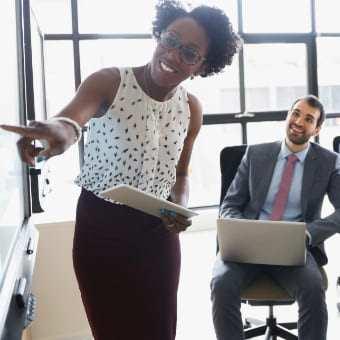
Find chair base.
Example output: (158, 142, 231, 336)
(244, 316, 297, 339)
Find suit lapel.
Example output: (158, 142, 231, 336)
(301, 145, 318, 216)
(253, 143, 281, 213)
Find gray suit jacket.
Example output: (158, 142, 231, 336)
(220, 141, 340, 266)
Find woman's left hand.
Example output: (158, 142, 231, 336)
(160, 209, 192, 233)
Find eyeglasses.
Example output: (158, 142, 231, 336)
(159, 31, 205, 66)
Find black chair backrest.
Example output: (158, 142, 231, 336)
(219, 145, 247, 206)
(217, 145, 247, 254)
(333, 136, 340, 153)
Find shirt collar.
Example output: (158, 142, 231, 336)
(279, 141, 310, 163)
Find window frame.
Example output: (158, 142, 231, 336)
(40, 0, 340, 208)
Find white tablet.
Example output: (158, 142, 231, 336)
(100, 184, 199, 219)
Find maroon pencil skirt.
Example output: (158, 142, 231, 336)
(73, 189, 181, 340)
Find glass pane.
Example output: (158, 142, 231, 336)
(31, 0, 72, 33)
(187, 0, 238, 31)
(188, 124, 242, 207)
(243, 0, 311, 33)
(78, 0, 238, 34)
(33, 144, 81, 223)
(80, 39, 155, 80)
(318, 118, 340, 151)
(247, 121, 286, 144)
(42, 41, 79, 221)
(316, 0, 340, 33)
(244, 44, 307, 111)
(44, 41, 75, 117)
(78, 0, 157, 34)
(30, 9, 46, 121)
(0, 0, 25, 283)
(317, 38, 340, 113)
(183, 59, 240, 114)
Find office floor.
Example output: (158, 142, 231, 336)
(177, 229, 340, 340)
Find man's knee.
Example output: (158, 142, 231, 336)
(297, 273, 326, 306)
(210, 273, 241, 304)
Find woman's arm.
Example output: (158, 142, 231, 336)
(161, 92, 203, 233)
(0, 68, 120, 165)
(170, 92, 203, 206)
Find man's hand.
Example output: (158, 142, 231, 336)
(305, 231, 312, 248)
(160, 209, 192, 233)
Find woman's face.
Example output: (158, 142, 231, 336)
(150, 17, 209, 88)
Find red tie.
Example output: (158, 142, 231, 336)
(270, 154, 299, 221)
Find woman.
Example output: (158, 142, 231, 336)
(1, 1, 241, 339)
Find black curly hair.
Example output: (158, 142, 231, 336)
(152, 0, 242, 77)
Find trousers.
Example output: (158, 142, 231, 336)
(210, 252, 327, 340)
(73, 189, 181, 340)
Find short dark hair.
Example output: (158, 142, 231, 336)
(290, 95, 325, 127)
(152, 0, 242, 77)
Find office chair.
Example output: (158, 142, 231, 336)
(333, 136, 340, 154)
(219, 145, 328, 339)
(333, 136, 340, 312)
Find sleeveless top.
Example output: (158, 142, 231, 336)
(75, 67, 191, 200)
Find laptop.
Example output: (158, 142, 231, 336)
(217, 218, 306, 266)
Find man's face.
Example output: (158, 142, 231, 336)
(285, 99, 321, 146)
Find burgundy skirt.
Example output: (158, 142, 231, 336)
(73, 189, 181, 340)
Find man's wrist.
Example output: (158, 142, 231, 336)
(305, 230, 312, 246)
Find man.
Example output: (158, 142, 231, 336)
(211, 95, 340, 340)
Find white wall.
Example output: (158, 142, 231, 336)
(30, 221, 91, 340)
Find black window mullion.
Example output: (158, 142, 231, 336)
(44, 33, 152, 40)
(70, 0, 84, 168)
(242, 33, 312, 44)
(306, 37, 318, 97)
(71, 0, 81, 88)
(242, 122, 247, 144)
(237, 0, 246, 144)
(238, 48, 246, 115)
(203, 111, 287, 125)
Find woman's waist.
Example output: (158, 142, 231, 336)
(75, 175, 173, 199)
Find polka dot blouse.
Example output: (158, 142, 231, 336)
(75, 67, 191, 200)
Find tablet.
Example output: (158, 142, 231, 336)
(100, 184, 199, 219)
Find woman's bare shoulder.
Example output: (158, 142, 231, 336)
(83, 67, 122, 106)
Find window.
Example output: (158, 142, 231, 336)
(244, 44, 307, 111)
(44, 41, 75, 117)
(41, 41, 80, 220)
(243, 0, 311, 33)
(188, 124, 242, 207)
(317, 38, 340, 113)
(318, 118, 340, 151)
(247, 121, 285, 144)
(78, 0, 157, 34)
(80, 39, 155, 79)
(0, 0, 26, 282)
(315, 0, 340, 33)
(31, 0, 72, 33)
(183, 60, 240, 114)
(34, 0, 340, 210)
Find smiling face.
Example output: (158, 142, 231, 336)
(150, 16, 209, 89)
(285, 99, 321, 152)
